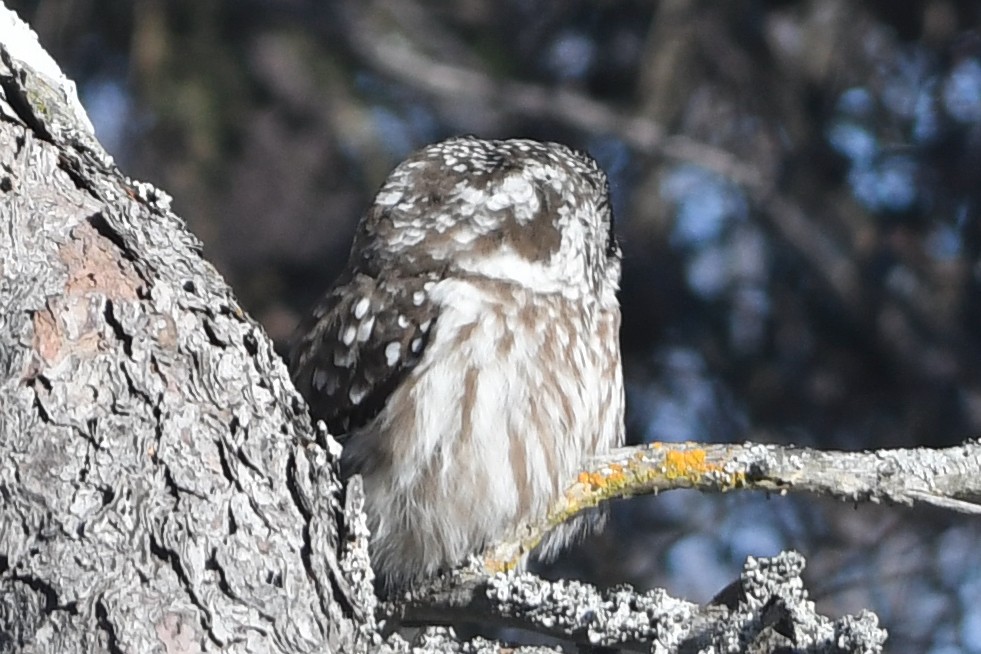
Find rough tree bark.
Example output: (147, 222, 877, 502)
(0, 7, 375, 653)
(0, 6, 894, 653)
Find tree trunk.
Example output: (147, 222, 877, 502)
(0, 8, 375, 652)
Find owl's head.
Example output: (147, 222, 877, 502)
(352, 137, 621, 304)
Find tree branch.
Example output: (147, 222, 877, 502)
(482, 440, 981, 572)
(388, 551, 886, 652)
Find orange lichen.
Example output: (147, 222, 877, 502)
(656, 446, 748, 490)
(575, 463, 632, 493)
(605, 463, 627, 487)
(663, 448, 713, 480)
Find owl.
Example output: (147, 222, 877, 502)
(289, 136, 624, 589)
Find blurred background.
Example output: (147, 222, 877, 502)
(10, 0, 981, 650)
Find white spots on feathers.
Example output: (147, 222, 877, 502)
(342, 325, 357, 346)
(459, 185, 488, 206)
(353, 297, 370, 319)
(485, 174, 537, 217)
(412, 291, 426, 306)
(349, 383, 369, 405)
(397, 314, 410, 329)
(410, 337, 423, 354)
(385, 341, 401, 367)
(357, 315, 376, 343)
(452, 229, 479, 245)
(375, 189, 403, 206)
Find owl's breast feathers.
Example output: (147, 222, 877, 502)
(294, 273, 622, 585)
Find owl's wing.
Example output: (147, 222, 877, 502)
(288, 271, 439, 436)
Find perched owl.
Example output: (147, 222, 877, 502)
(289, 136, 624, 589)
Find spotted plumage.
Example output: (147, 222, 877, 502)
(289, 136, 624, 588)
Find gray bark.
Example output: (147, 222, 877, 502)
(0, 7, 373, 653)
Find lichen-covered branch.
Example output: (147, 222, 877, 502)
(390, 551, 886, 653)
(483, 440, 981, 572)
